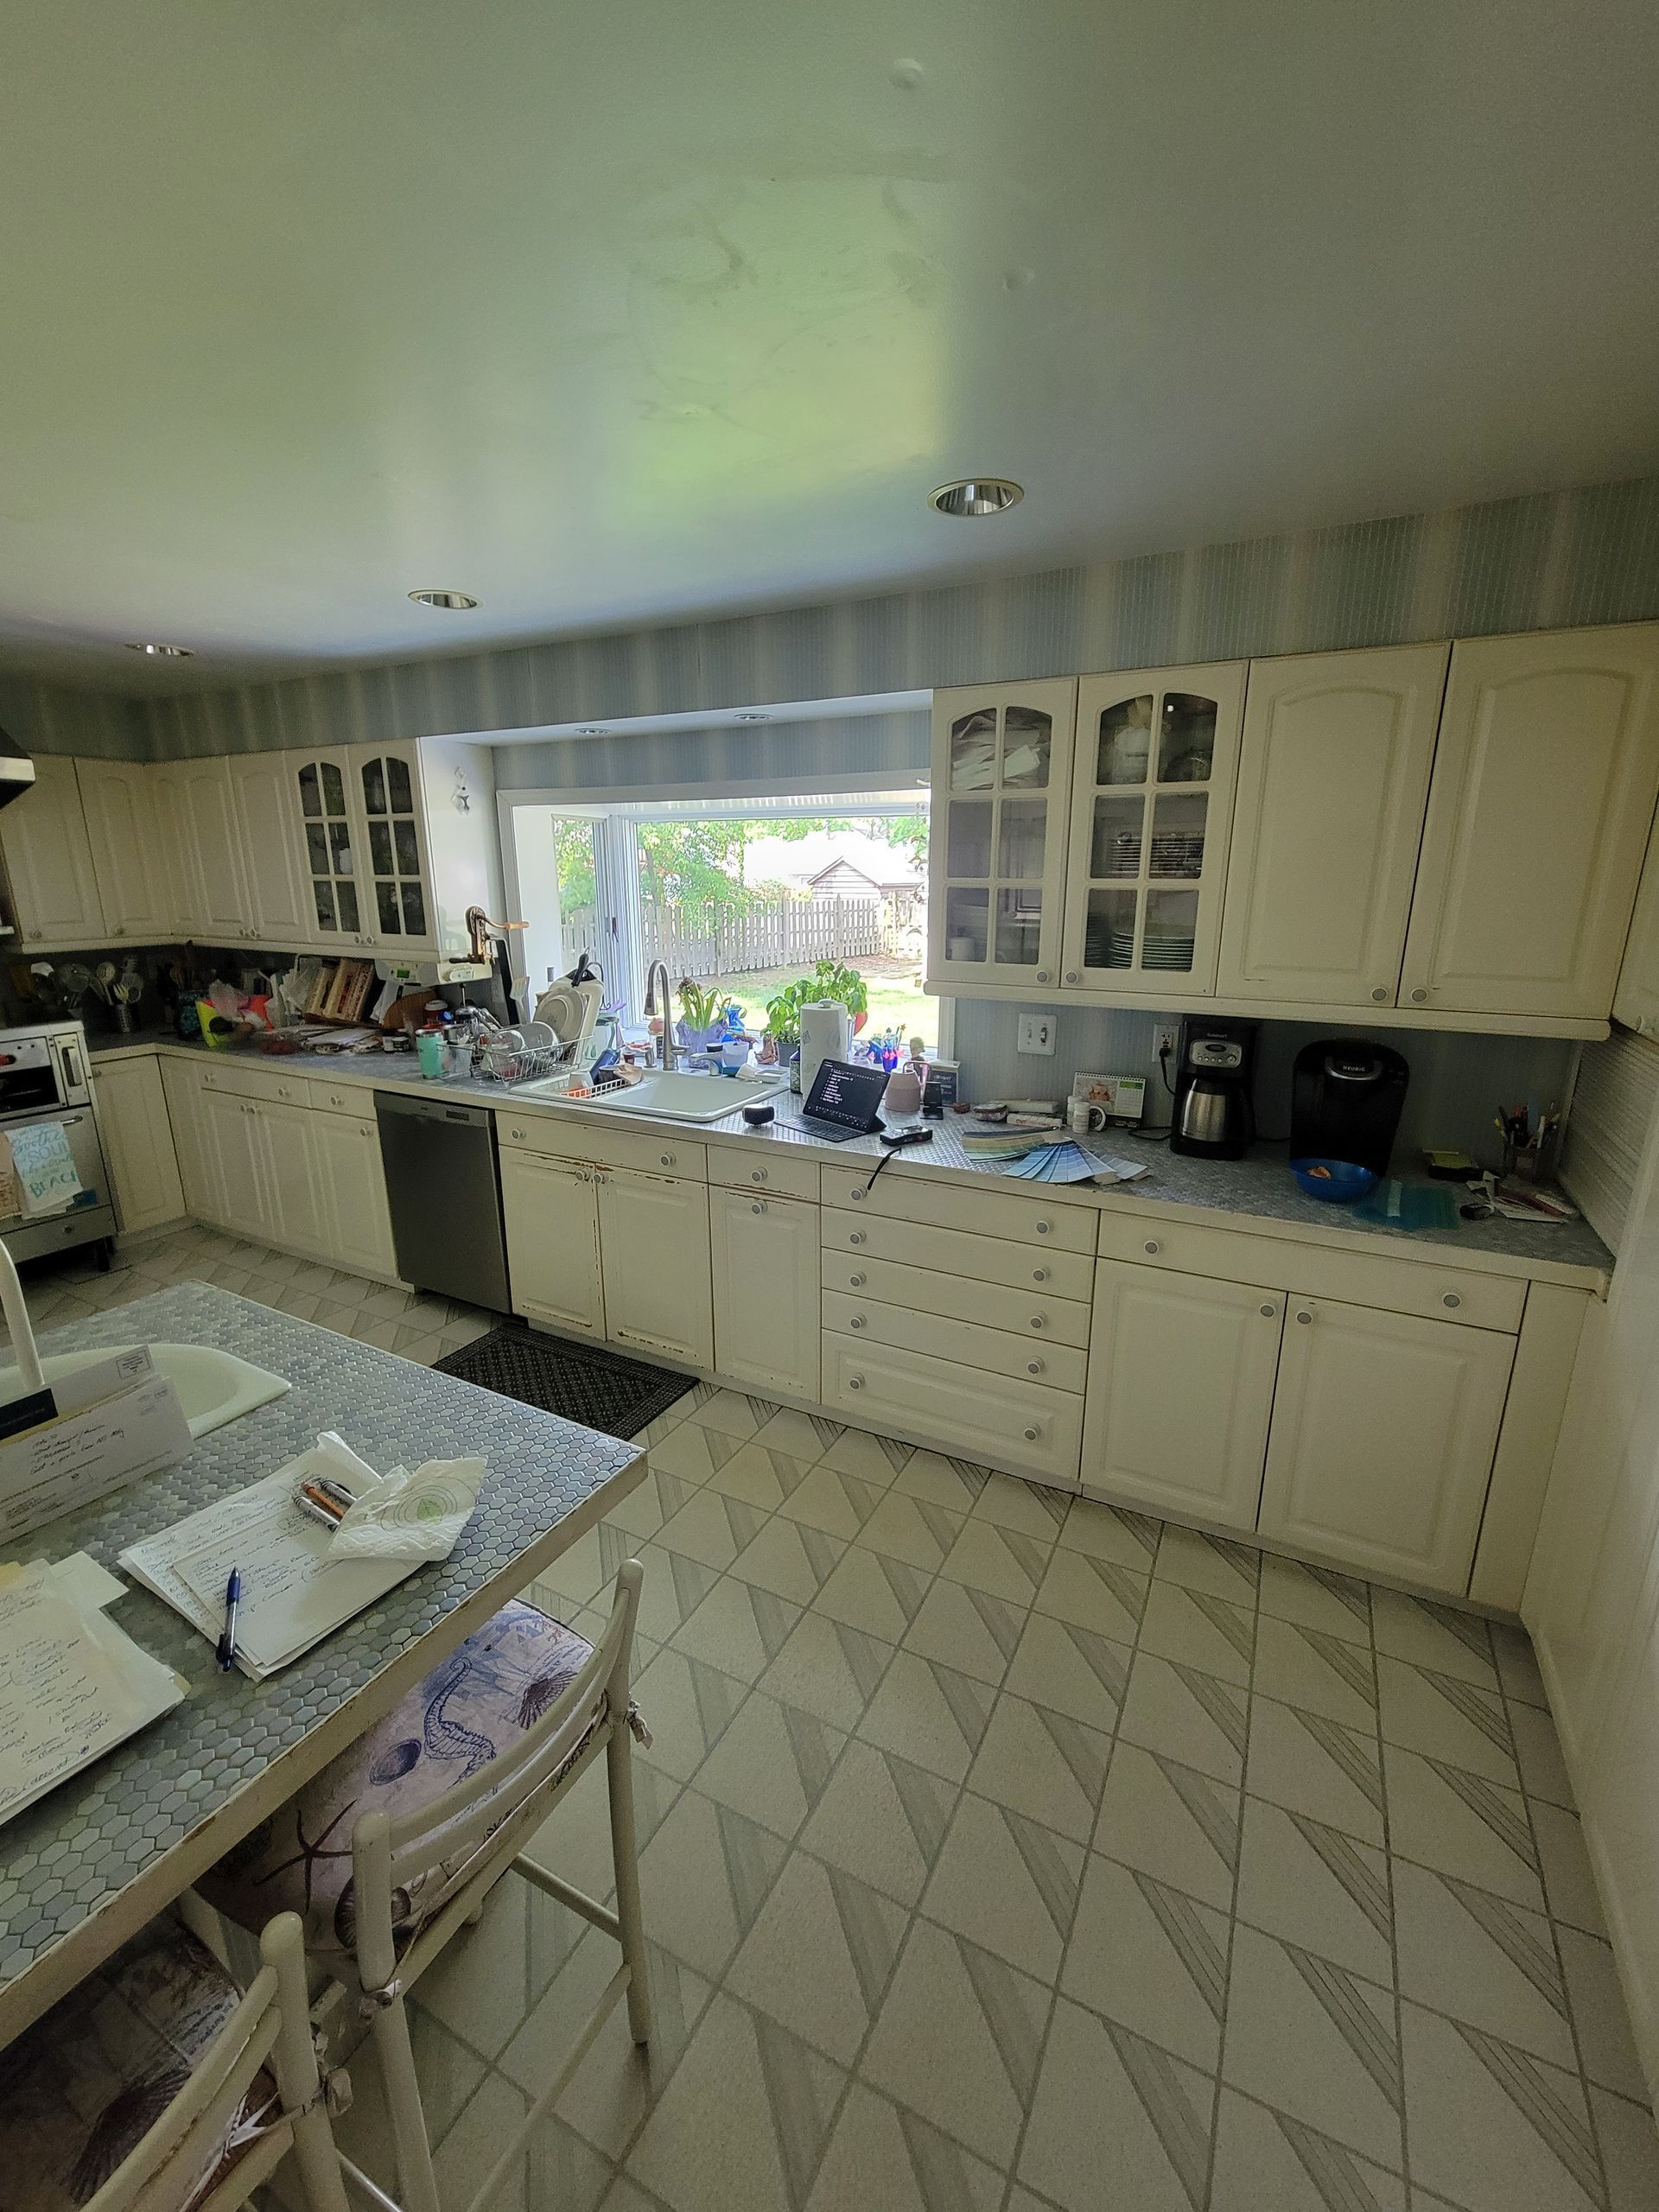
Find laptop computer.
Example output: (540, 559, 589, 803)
(777, 1056, 889, 1142)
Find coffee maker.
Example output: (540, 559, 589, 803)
(1289, 1039, 1410, 1175)
(1169, 1017, 1258, 1160)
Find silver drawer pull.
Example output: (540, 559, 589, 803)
(1296, 1308, 1313, 1324)
(1035, 1220, 1052, 1236)
(1144, 1239, 1160, 1255)
(1027, 1358, 1044, 1375)
(752, 1201, 766, 1216)
(850, 1314, 866, 1330)
(510, 1127, 525, 1140)
(1260, 1303, 1276, 1318)
(1032, 1267, 1048, 1283)
(1371, 988, 1388, 1001)
(659, 1152, 674, 1166)
(850, 1230, 867, 1246)
(1410, 988, 1428, 1003)
(1029, 1313, 1046, 1330)
(850, 1187, 865, 1201)
(1022, 1425, 1039, 1442)
(751, 1169, 767, 1183)
(849, 1272, 867, 1287)
(1442, 1292, 1461, 1309)
(848, 1375, 864, 1390)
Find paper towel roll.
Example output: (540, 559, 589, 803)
(799, 1001, 853, 1098)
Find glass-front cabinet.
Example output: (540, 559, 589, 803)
(1058, 662, 1247, 996)
(293, 751, 365, 946)
(927, 679, 1079, 988)
(356, 743, 437, 953)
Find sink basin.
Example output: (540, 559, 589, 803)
(0, 1343, 290, 1440)
(518, 1071, 791, 1123)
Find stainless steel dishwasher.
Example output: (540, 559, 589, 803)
(374, 1092, 511, 1312)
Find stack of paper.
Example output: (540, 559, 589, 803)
(0, 1555, 185, 1827)
(119, 1440, 422, 1679)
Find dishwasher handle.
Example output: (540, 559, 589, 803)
(375, 1091, 493, 1128)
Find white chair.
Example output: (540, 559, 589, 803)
(200, 1562, 652, 2212)
(0, 1909, 348, 2212)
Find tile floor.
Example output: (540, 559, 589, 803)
(16, 1235, 1659, 2209)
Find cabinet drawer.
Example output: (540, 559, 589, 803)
(822, 1207, 1093, 1300)
(1094, 1211, 1525, 1332)
(316, 1080, 378, 1116)
(820, 1164, 1095, 1254)
(197, 1060, 318, 1110)
(823, 1333, 1083, 1489)
(823, 1290, 1087, 1393)
(497, 1113, 707, 1181)
(821, 1249, 1092, 1347)
(709, 1145, 821, 1201)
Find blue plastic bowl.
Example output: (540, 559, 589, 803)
(1288, 1157, 1377, 1204)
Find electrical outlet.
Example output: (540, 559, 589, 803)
(1152, 1022, 1179, 1066)
(1017, 1012, 1057, 1056)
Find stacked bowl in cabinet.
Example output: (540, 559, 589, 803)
(818, 1166, 1093, 1486)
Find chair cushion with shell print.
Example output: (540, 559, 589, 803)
(198, 1600, 633, 1973)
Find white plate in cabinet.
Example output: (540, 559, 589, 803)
(824, 1289, 1088, 1394)
(597, 1169, 713, 1370)
(820, 1249, 1093, 1348)
(711, 1187, 819, 1402)
(820, 1164, 1095, 1253)
(1083, 1261, 1281, 1531)
(929, 677, 1079, 990)
(1257, 1295, 1516, 1594)
(1059, 661, 1246, 997)
(822, 1207, 1093, 1300)
(822, 1333, 1083, 1490)
(1216, 644, 1447, 1007)
(709, 1147, 821, 1202)
(500, 1150, 605, 1338)
(1399, 623, 1659, 1020)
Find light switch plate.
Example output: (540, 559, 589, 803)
(1017, 1012, 1057, 1056)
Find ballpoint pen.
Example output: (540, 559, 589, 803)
(216, 1568, 241, 1673)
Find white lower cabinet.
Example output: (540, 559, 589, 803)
(598, 1168, 713, 1369)
(1083, 1261, 1283, 1530)
(710, 1186, 819, 1401)
(1257, 1296, 1516, 1592)
(500, 1150, 605, 1339)
(308, 1108, 397, 1280)
(160, 1060, 223, 1223)
(198, 1084, 263, 1236)
(822, 1333, 1083, 1489)
(94, 1056, 186, 1233)
(254, 1100, 325, 1254)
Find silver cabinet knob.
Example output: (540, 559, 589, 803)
(1027, 1358, 1045, 1375)
(751, 1201, 766, 1215)
(1442, 1291, 1461, 1309)
(850, 1187, 865, 1201)
(510, 1127, 524, 1140)
(1410, 988, 1427, 1003)
(850, 1314, 866, 1330)
(659, 1152, 674, 1166)
(750, 1168, 767, 1183)
(848, 1375, 864, 1390)
(1032, 1267, 1048, 1282)
(1371, 988, 1388, 1001)
(1144, 1239, 1160, 1255)
(1065, 969, 1079, 983)
(849, 1272, 867, 1287)
(1296, 1308, 1313, 1324)
(1029, 1313, 1046, 1330)
(1260, 1303, 1276, 1318)
(1022, 1425, 1039, 1442)
(1036, 970, 1050, 983)
(849, 1230, 867, 1245)
(1035, 1220, 1052, 1236)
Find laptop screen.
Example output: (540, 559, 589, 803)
(801, 1056, 888, 1132)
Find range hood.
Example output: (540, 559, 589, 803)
(0, 728, 35, 810)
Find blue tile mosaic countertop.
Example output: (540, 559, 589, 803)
(0, 1282, 640, 2030)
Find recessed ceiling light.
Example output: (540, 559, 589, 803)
(734, 710, 771, 722)
(927, 478, 1024, 518)
(124, 640, 194, 658)
(574, 726, 607, 736)
(408, 588, 480, 610)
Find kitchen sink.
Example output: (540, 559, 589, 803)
(0, 1343, 290, 1440)
(516, 1070, 791, 1122)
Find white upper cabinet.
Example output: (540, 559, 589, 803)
(1217, 645, 1448, 1007)
(227, 752, 312, 946)
(0, 754, 107, 946)
(77, 760, 174, 941)
(928, 679, 1078, 988)
(1400, 624, 1659, 1020)
(1059, 663, 1245, 996)
(176, 760, 253, 939)
(292, 751, 369, 950)
(1612, 803, 1659, 1034)
(353, 743, 439, 956)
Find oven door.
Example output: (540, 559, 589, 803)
(0, 1104, 116, 1263)
(0, 1039, 67, 1117)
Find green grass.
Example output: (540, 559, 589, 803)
(715, 955, 938, 1049)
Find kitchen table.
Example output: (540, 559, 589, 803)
(0, 1281, 644, 2047)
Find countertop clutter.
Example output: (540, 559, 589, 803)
(91, 1031, 1614, 1288)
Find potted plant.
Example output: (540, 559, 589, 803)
(674, 978, 729, 1057)
(763, 959, 870, 1046)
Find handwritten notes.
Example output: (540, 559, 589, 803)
(7, 1122, 83, 1217)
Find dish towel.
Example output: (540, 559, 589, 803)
(5, 1123, 84, 1217)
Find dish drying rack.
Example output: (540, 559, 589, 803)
(472, 1038, 576, 1088)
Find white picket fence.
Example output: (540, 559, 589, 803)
(559, 894, 899, 979)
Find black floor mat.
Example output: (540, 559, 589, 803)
(431, 1323, 696, 1440)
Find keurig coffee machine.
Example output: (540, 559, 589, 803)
(1169, 1017, 1259, 1160)
(1289, 1039, 1409, 1175)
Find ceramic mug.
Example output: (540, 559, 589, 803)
(1068, 1098, 1108, 1134)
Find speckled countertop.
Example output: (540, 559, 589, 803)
(91, 1033, 1614, 1291)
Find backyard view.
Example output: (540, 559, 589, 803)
(553, 809, 938, 1048)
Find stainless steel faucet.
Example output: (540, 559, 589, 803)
(644, 962, 678, 1072)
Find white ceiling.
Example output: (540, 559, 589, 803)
(2, 1, 1656, 694)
